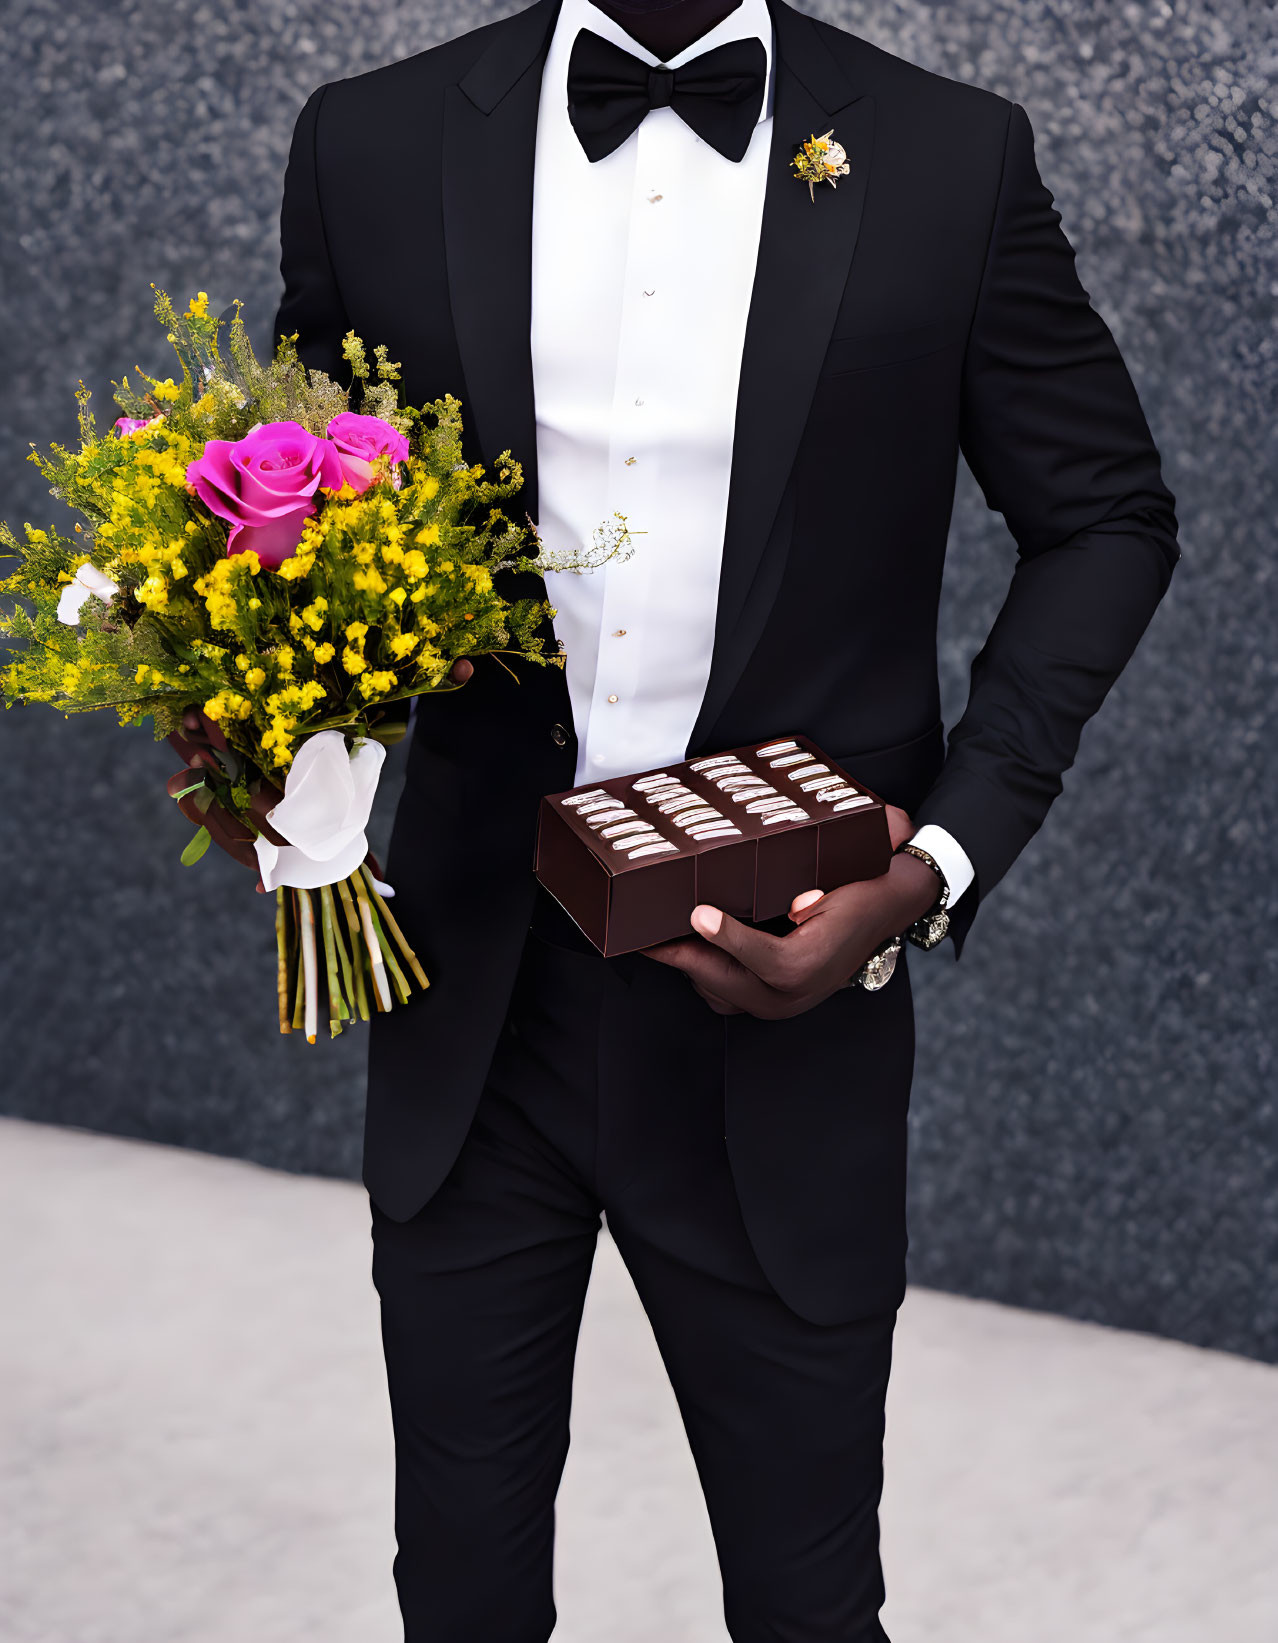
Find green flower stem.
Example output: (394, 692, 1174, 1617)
(366, 899, 412, 1006)
(359, 866, 429, 992)
(335, 876, 371, 1022)
(298, 888, 318, 1044)
(290, 890, 306, 1032)
(323, 882, 356, 1022)
(352, 871, 393, 1012)
(318, 886, 346, 1037)
(275, 888, 292, 1035)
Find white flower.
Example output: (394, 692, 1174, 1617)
(56, 562, 120, 625)
(253, 731, 387, 892)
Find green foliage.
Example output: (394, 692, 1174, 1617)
(1, 287, 634, 810)
(0, 289, 571, 795)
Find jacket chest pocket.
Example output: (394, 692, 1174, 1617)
(820, 318, 965, 379)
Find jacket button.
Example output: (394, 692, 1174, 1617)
(550, 723, 569, 747)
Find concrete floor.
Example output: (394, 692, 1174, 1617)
(1, 1119, 1275, 1643)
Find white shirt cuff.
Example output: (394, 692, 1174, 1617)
(908, 823, 975, 908)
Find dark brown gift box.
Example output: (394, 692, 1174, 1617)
(534, 735, 892, 956)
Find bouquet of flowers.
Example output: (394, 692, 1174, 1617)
(1, 289, 630, 1041)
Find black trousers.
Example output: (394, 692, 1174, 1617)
(371, 922, 896, 1643)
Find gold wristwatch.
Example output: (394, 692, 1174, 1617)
(895, 841, 951, 950)
(848, 840, 952, 990)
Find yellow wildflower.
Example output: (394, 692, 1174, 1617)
(345, 621, 368, 643)
(342, 647, 367, 675)
(389, 633, 419, 660)
(276, 550, 315, 582)
(414, 524, 441, 548)
(138, 574, 168, 609)
(245, 667, 267, 691)
(186, 291, 210, 318)
(313, 642, 335, 664)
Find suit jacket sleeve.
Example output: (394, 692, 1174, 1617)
(272, 83, 352, 383)
(913, 101, 1180, 956)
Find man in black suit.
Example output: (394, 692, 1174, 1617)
(267, 0, 1179, 1635)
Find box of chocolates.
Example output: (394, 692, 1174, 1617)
(534, 735, 892, 956)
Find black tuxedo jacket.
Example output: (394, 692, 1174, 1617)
(273, 0, 1178, 1323)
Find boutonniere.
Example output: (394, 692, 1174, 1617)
(792, 130, 850, 202)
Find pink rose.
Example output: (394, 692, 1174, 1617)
(325, 413, 410, 494)
(186, 421, 344, 568)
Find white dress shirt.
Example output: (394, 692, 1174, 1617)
(529, 0, 974, 905)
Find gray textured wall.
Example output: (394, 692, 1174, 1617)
(2, 1, 1274, 1359)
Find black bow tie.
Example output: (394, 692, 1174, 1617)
(566, 29, 767, 164)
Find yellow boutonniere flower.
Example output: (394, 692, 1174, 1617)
(792, 130, 851, 202)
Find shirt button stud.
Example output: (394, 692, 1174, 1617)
(550, 723, 569, 747)
(612, 629, 627, 637)
(607, 694, 619, 704)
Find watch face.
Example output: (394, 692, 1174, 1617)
(907, 908, 951, 951)
(858, 938, 902, 990)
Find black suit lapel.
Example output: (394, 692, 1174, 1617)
(690, 3, 873, 749)
(442, 0, 561, 520)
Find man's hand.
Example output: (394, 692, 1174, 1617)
(642, 804, 939, 1017)
(162, 659, 476, 882)
(166, 709, 284, 884)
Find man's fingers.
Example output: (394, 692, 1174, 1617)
(641, 932, 714, 972)
(642, 931, 780, 1013)
(166, 770, 260, 871)
(789, 888, 825, 923)
(167, 736, 225, 774)
(640, 934, 745, 1011)
(166, 768, 204, 800)
(688, 904, 795, 989)
(193, 708, 229, 751)
(448, 658, 474, 685)
(246, 783, 288, 847)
